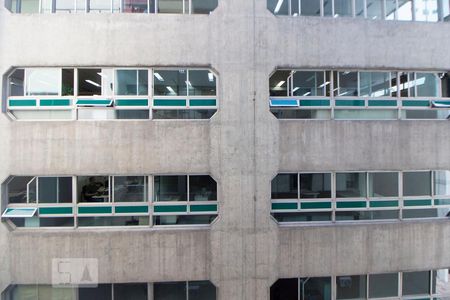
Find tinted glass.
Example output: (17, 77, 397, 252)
(300, 277, 331, 300)
(271, 109, 331, 120)
(366, 0, 383, 19)
(272, 174, 298, 199)
(270, 278, 298, 300)
(116, 110, 150, 119)
(188, 70, 216, 96)
(403, 271, 430, 295)
(267, 0, 288, 15)
(337, 72, 358, 97)
(78, 176, 109, 202)
(301, 0, 320, 16)
(270, 71, 290, 96)
(154, 70, 187, 96)
(79, 284, 112, 300)
(154, 215, 217, 225)
(192, 0, 217, 14)
(336, 275, 366, 299)
(434, 171, 450, 195)
(335, 210, 399, 221)
(360, 72, 390, 97)
(122, 0, 148, 13)
(7, 176, 35, 204)
(158, 0, 183, 13)
(368, 172, 398, 197)
(416, 73, 439, 97)
(188, 281, 216, 300)
(78, 69, 102, 96)
(403, 172, 431, 196)
(78, 216, 149, 226)
(61, 69, 74, 96)
(114, 283, 148, 300)
(369, 273, 398, 298)
(334, 0, 353, 17)
(154, 176, 187, 201)
(189, 175, 217, 201)
(273, 212, 332, 222)
(336, 173, 366, 198)
(38, 177, 72, 203)
(114, 176, 147, 202)
(300, 173, 331, 198)
(292, 71, 325, 96)
(152, 109, 216, 119)
(9, 69, 25, 96)
(154, 282, 186, 300)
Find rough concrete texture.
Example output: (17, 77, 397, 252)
(0, 0, 450, 299)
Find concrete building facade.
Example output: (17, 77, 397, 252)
(0, 0, 450, 299)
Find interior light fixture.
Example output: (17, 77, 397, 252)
(154, 73, 164, 82)
(276, 81, 286, 87)
(85, 79, 101, 87)
(185, 80, 192, 87)
(303, 91, 311, 96)
(319, 81, 330, 88)
(97, 72, 107, 78)
(292, 87, 300, 93)
(208, 72, 214, 82)
(166, 86, 176, 94)
(274, 0, 284, 13)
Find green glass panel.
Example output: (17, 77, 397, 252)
(402, 100, 430, 107)
(76, 99, 111, 105)
(368, 100, 397, 107)
(369, 200, 399, 208)
(153, 99, 187, 106)
(337, 201, 366, 208)
(189, 99, 217, 107)
(335, 100, 365, 107)
(9, 99, 37, 107)
(404, 199, 432, 207)
(115, 99, 149, 106)
(271, 202, 298, 210)
(300, 202, 332, 209)
(40, 99, 71, 106)
(154, 205, 187, 213)
(434, 199, 450, 205)
(190, 204, 218, 212)
(39, 207, 73, 215)
(115, 206, 149, 213)
(78, 206, 112, 214)
(299, 99, 330, 107)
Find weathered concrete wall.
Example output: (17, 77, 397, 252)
(0, 0, 450, 299)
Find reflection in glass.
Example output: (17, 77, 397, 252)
(323, 0, 332, 16)
(273, 212, 332, 222)
(89, 0, 111, 12)
(336, 275, 366, 299)
(78, 216, 149, 226)
(403, 271, 430, 295)
(401, 109, 450, 120)
(415, 0, 438, 21)
(78, 68, 102, 96)
(271, 109, 332, 120)
(355, 0, 365, 17)
(122, 0, 148, 13)
(300, 173, 331, 198)
(403, 171, 431, 196)
(369, 172, 398, 197)
(301, 0, 321, 16)
(272, 174, 298, 199)
(270, 278, 298, 300)
(397, 0, 413, 20)
(79, 284, 112, 299)
(154, 176, 187, 201)
(38, 177, 73, 203)
(416, 73, 439, 97)
(336, 173, 366, 198)
(336, 210, 399, 221)
(9, 69, 25, 96)
(188, 281, 217, 300)
(152, 109, 216, 119)
(366, 0, 383, 19)
(269, 70, 290, 96)
(359, 72, 390, 97)
(113, 176, 147, 202)
(385, 0, 396, 19)
(26, 69, 59, 96)
(336, 72, 358, 97)
(78, 176, 109, 202)
(188, 70, 216, 96)
(403, 208, 438, 218)
(334, 0, 353, 17)
(7, 176, 35, 204)
(300, 277, 331, 300)
(116, 110, 150, 119)
(434, 171, 450, 195)
(153, 70, 187, 96)
(116, 70, 148, 95)
(189, 176, 217, 201)
(192, 0, 217, 14)
(158, 0, 183, 13)
(432, 269, 450, 295)
(444, 0, 450, 21)
(114, 283, 148, 300)
(292, 71, 325, 96)
(369, 273, 398, 298)
(154, 214, 217, 225)
(267, 0, 288, 15)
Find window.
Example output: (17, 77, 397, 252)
(402, 271, 430, 295)
(9, 285, 76, 299)
(267, 0, 289, 15)
(292, 71, 327, 96)
(301, 0, 321, 16)
(366, 0, 383, 19)
(335, 72, 358, 97)
(368, 172, 398, 197)
(154, 69, 187, 96)
(115, 69, 148, 96)
(334, 0, 353, 17)
(26, 68, 59, 96)
(336, 173, 366, 198)
(300, 173, 331, 198)
(37, 177, 73, 203)
(78, 216, 150, 226)
(271, 174, 298, 199)
(398, 0, 413, 20)
(415, 0, 439, 21)
(359, 72, 391, 97)
(188, 281, 217, 299)
(368, 273, 398, 298)
(79, 284, 112, 299)
(122, 0, 150, 13)
(416, 73, 439, 97)
(7, 176, 35, 204)
(189, 175, 217, 201)
(8, 69, 24, 96)
(434, 170, 450, 195)
(269, 70, 290, 96)
(62, 68, 75, 95)
(158, 0, 184, 13)
(403, 171, 431, 196)
(78, 176, 109, 202)
(113, 176, 147, 202)
(300, 277, 331, 300)
(188, 70, 217, 96)
(154, 281, 216, 300)
(114, 283, 148, 300)
(336, 275, 366, 299)
(78, 68, 113, 96)
(154, 176, 187, 201)
(153, 214, 217, 225)
(191, 0, 217, 14)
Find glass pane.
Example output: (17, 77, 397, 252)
(403, 171, 431, 196)
(337, 72, 358, 97)
(415, 0, 438, 21)
(397, 0, 413, 20)
(61, 69, 74, 96)
(38, 177, 72, 203)
(267, 0, 289, 15)
(55, 0, 76, 13)
(10, 285, 38, 300)
(38, 285, 76, 299)
(335, 109, 397, 120)
(336, 173, 366, 198)
(300, 173, 331, 198)
(11, 110, 73, 120)
(403, 271, 430, 295)
(154, 282, 186, 300)
(301, 0, 320, 16)
(138, 70, 149, 95)
(416, 73, 439, 97)
(76, 0, 86, 11)
(122, 0, 148, 12)
(116, 70, 137, 95)
(385, 0, 397, 19)
(89, 0, 111, 12)
(366, 0, 383, 19)
(78, 216, 149, 226)
(432, 269, 450, 296)
(116, 110, 149, 119)
(154, 176, 187, 201)
(152, 109, 216, 119)
(20, 0, 40, 12)
(300, 277, 331, 300)
(335, 210, 399, 221)
(403, 208, 438, 218)
(78, 176, 109, 202)
(269, 71, 290, 96)
(39, 217, 74, 227)
(153, 70, 187, 96)
(399, 72, 416, 97)
(158, 0, 183, 13)
(114, 283, 148, 300)
(7, 176, 35, 204)
(189, 175, 217, 201)
(272, 174, 298, 199)
(360, 72, 390, 97)
(192, 0, 217, 14)
(9, 69, 25, 97)
(369, 273, 398, 298)
(41, 0, 52, 13)
(270, 109, 331, 119)
(154, 214, 216, 225)
(336, 275, 367, 299)
(355, 0, 365, 17)
(26, 69, 59, 96)
(77, 109, 117, 120)
(323, 0, 332, 16)
(271, 278, 298, 300)
(79, 284, 111, 300)
(113, 176, 147, 202)
(188, 281, 216, 300)
(401, 109, 450, 120)
(334, 0, 353, 17)
(273, 212, 332, 222)
(292, 71, 325, 96)
(78, 68, 102, 96)
(434, 171, 450, 196)
(441, 72, 450, 97)
(444, 0, 450, 21)
(188, 70, 216, 96)
(368, 172, 398, 197)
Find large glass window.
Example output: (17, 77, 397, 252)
(398, 0, 413, 20)
(434, 171, 450, 195)
(26, 68, 59, 96)
(9, 285, 76, 300)
(403, 171, 431, 196)
(188, 281, 216, 299)
(116, 69, 148, 95)
(153, 70, 188, 96)
(7, 176, 35, 204)
(300, 173, 331, 198)
(38, 177, 73, 203)
(192, 0, 217, 14)
(336, 275, 366, 299)
(369, 273, 398, 298)
(416, 73, 439, 97)
(272, 174, 298, 199)
(300, 277, 331, 300)
(270, 278, 298, 300)
(269, 71, 290, 96)
(154, 282, 187, 300)
(301, 0, 321, 16)
(189, 175, 217, 201)
(114, 283, 148, 300)
(78, 68, 101, 96)
(359, 72, 391, 97)
(334, 0, 353, 17)
(55, 0, 76, 13)
(113, 176, 147, 202)
(415, 0, 439, 21)
(336, 72, 358, 97)
(368, 172, 398, 197)
(158, 0, 183, 13)
(336, 173, 366, 198)
(78, 216, 149, 226)
(267, 0, 289, 15)
(366, 0, 383, 19)
(188, 70, 217, 96)
(88, 0, 112, 12)
(402, 271, 430, 295)
(78, 176, 109, 202)
(154, 176, 187, 201)
(292, 71, 326, 96)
